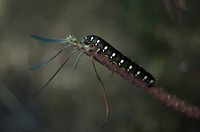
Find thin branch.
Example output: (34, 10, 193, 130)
(85, 50, 200, 119)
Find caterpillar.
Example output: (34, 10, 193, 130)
(82, 35, 155, 87)
(30, 34, 155, 88)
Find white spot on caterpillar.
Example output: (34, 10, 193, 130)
(97, 39, 100, 43)
(90, 36, 94, 41)
(129, 65, 133, 70)
(142, 76, 148, 81)
(135, 71, 140, 76)
(149, 80, 154, 85)
(110, 52, 116, 59)
(112, 53, 116, 57)
(120, 59, 124, 64)
(102, 46, 108, 52)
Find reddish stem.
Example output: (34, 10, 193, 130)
(85, 50, 200, 119)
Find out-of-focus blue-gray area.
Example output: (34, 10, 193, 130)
(0, 0, 200, 131)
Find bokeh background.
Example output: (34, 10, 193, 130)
(0, 0, 200, 132)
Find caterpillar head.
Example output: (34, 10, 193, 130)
(82, 35, 99, 45)
(81, 35, 101, 51)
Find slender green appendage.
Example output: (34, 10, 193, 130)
(29, 34, 77, 70)
(30, 34, 81, 99)
(31, 34, 78, 45)
(73, 51, 85, 70)
(28, 45, 71, 70)
(31, 49, 79, 98)
(31, 34, 67, 43)
(29, 34, 79, 71)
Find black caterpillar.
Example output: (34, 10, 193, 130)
(83, 35, 155, 87)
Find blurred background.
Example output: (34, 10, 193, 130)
(0, 0, 200, 131)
